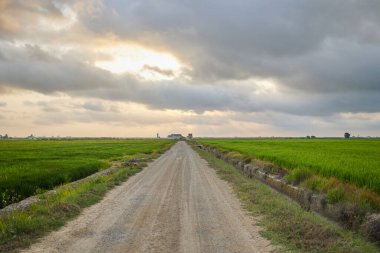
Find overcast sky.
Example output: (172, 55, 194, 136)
(0, 0, 379, 137)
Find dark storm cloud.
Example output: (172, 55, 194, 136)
(71, 78, 380, 116)
(58, 0, 380, 119)
(88, 0, 380, 85)
(70, 80, 246, 113)
(1, 42, 379, 116)
(0, 56, 117, 93)
(1, 0, 380, 124)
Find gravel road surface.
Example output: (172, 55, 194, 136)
(23, 141, 273, 253)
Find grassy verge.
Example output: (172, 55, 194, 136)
(0, 144, 173, 253)
(194, 146, 379, 253)
(0, 139, 174, 208)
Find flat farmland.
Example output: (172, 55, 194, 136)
(0, 139, 173, 208)
(198, 139, 380, 195)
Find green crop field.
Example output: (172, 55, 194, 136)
(0, 139, 173, 208)
(197, 139, 380, 194)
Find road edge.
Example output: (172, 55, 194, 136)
(192, 143, 379, 253)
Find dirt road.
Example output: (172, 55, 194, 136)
(23, 141, 273, 253)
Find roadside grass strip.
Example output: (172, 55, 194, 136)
(0, 165, 142, 252)
(195, 147, 379, 253)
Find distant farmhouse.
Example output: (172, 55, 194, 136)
(168, 134, 183, 140)
(0, 134, 8, 139)
(27, 134, 36, 140)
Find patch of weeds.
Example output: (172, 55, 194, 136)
(356, 190, 380, 211)
(302, 175, 380, 213)
(242, 155, 251, 163)
(50, 203, 81, 218)
(327, 188, 346, 204)
(0, 220, 5, 234)
(1, 190, 22, 209)
(285, 168, 314, 185)
(303, 176, 327, 192)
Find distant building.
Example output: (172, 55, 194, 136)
(344, 132, 351, 139)
(187, 133, 193, 139)
(27, 134, 36, 140)
(168, 134, 183, 140)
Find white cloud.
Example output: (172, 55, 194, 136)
(0, 0, 380, 136)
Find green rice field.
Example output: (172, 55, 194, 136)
(0, 139, 173, 208)
(197, 138, 380, 194)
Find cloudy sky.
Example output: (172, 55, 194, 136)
(1, 0, 380, 137)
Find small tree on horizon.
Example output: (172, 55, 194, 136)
(344, 132, 350, 139)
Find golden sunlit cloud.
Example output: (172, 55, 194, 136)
(0, 91, 199, 137)
(252, 78, 278, 95)
(340, 112, 380, 121)
(37, 6, 78, 32)
(94, 44, 183, 80)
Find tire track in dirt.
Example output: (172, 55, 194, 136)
(23, 142, 274, 253)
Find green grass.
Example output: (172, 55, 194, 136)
(0, 139, 174, 208)
(197, 139, 380, 194)
(0, 165, 144, 252)
(194, 146, 379, 253)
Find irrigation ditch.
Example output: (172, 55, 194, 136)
(0, 157, 151, 219)
(191, 142, 380, 246)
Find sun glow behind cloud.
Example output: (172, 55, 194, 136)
(37, 6, 78, 32)
(94, 44, 183, 80)
(1, 0, 380, 137)
(252, 78, 278, 95)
